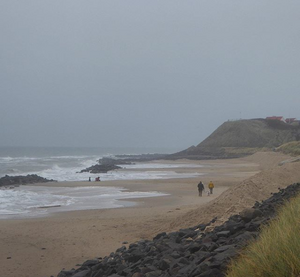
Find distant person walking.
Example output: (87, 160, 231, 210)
(197, 181, 205, 197)
(208, 181, 214, 194)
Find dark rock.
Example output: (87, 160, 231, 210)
(240, 208, 262, 222)
(216, 231, 230, 237)
(79, 164, 121, 174)
(198, 259, 213, 272)
(98, 157, 133, 166)
(153, 232, 167, 240)
(170, 251, 181, 259)
(245, 221, 262, 232)
(140, 267, 154, 274)
(223, 221, 245, 235)
(232, 231, 257, 247)
(145, 271, 162, 277)
(183, 230, 198, 239)
(196, 224, 207, 231)
(214, 245, 234, 253)
(198, 268, 223, 277)
(125, 249, 144, 263)
(189, 242, 202, 253)
(200, 242, 218, 252)
(158, 259, 171, 270)
(132, 273, 145, 277)
(116, 246, 126, 253)
(72, 270, 91, 277)
(82, 260, 100, 267)
(213, 247, 237, 263)
(177, 257, 190, 265)
(177, 262, 197, 275)
(0, 174, 56, 187)
(57, 270, 76, 277)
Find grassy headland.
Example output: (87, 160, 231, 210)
(167, 119, 300, 160)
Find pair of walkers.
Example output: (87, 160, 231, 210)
(197, 181, 214, 196)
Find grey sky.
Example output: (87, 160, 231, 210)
(1, 1, 300, 149)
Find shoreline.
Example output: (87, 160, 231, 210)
(0, 152, 294, 277)
(0, 182, 230, 277)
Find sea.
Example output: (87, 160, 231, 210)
(0, 146, 203, 218)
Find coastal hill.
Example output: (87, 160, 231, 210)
(168, 118, 300, 160)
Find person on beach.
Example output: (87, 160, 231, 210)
(197, 181, 205, 197)
(89, 177, 91, 182)
(208, 181, 214, 194)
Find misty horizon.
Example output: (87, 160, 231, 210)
(1, 1, 300, 149)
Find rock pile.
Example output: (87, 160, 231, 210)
(0, 174, 56, 187)
(98, 158, 133, 166)
(79, 164, 121, 174)
(57, 183, 300, 277)
(79, 154, 167, 174)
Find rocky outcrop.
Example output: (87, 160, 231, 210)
(57, 183, 300, 277)
(98, 157, 133, 166)
(80, 154, 167, 174)
(0, 174, 56, 187)
(79, 164, 122, 174)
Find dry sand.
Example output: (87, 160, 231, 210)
(0, 152, 299, 277)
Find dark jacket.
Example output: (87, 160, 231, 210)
(198, 182, 204, 191)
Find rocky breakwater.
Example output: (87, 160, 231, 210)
(98, 158, 133, 166)
(79, 164, 122, 174)
(79, 157, 125, 174)
(0, 174, 56, 187)
(57, 183, 300, 277)
(79, 154, 167, 174)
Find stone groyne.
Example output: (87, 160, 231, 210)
(0, 174, 56, 187)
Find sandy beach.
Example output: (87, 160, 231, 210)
(1, 152, 299, 277)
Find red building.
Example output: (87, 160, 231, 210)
(285, 118, 296, 124)
(266, 116, 284, 121)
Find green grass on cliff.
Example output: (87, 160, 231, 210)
(276, 141, 300, 156)
(222, 147, 269, 155)
(226, 194, 300, 277)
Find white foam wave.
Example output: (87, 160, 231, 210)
(0, 186, 167, 219)
(122, 163, 203, 169)
(0, 154, 203, 182)
(0, 187, 72, 216)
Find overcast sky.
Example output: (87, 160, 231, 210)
(1, 1, 300, 149)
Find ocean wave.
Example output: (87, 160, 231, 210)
(0, 153, 203, 182)
(0, 186, 167, 219)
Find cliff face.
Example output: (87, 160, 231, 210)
(168, 119, 300, 160)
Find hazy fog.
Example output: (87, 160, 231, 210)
(1, 1, 300, 149)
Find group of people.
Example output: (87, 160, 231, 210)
(197, 180, 214, 197)
(89, 177, 101, 182)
